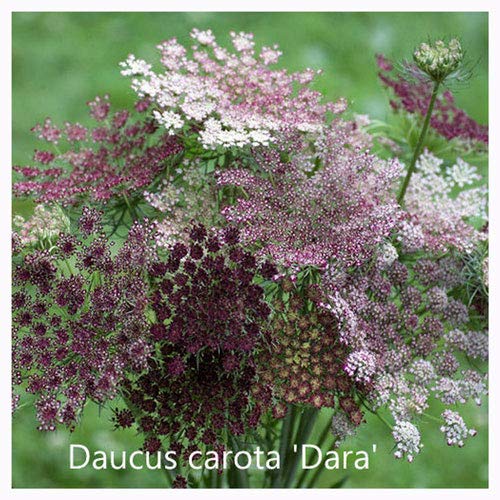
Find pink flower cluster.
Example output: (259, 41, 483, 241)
(121, 29, 345, 150)
(318, 251, 487, 461)
(218, 134, 402, 269)
(13, 96, 182, 205)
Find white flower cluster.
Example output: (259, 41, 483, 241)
(433, 370, 488, 406)
(230, 30, 255, 52)
(13, 204, 70, 245)
(392, 421, 423, 462)
(440, 409, 476, 447)
(331, 411, 357, 448)
(409, 359, 437, 385)
(199, 117, 274, 149)
(120, 29, 334, 150)
(119, 54, 152, 77)
(152, 110, 184, 135)
(371, 373, 411, 409)
(400, 150, 487, 253)
(444, 328, 488, 361)
(376, 241, 399, 269)
(388, 386, 429, 422)
(344, 350, 377, 384)
(446, 158, 481, 188)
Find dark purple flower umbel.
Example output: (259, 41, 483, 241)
(115, 223, 277, 454)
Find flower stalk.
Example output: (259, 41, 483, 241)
(398, 80, 440, 204)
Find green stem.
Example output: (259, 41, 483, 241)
(215, 470, 223, 488)
(122, 193, 138, 221)
(110, 207, 127, 236)
(262, 415, 279, 487)
(295, 413, 332, 488)
(305, 437, 336, 489)
(228, 436, 249, 488)
(271, 405, 295, 487)
(397, 80, 440, 205)
(63, 258, 74, 277)
(422, 412, 443, 424)
(283, 408, 319, 488)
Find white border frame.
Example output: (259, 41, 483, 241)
(1, 1, 497, 498)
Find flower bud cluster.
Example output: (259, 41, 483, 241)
(413, 39, 463, 82)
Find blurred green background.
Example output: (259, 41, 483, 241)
(12, 12, 488, 488)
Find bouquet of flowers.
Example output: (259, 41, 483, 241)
(12, 30, 488, 488)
